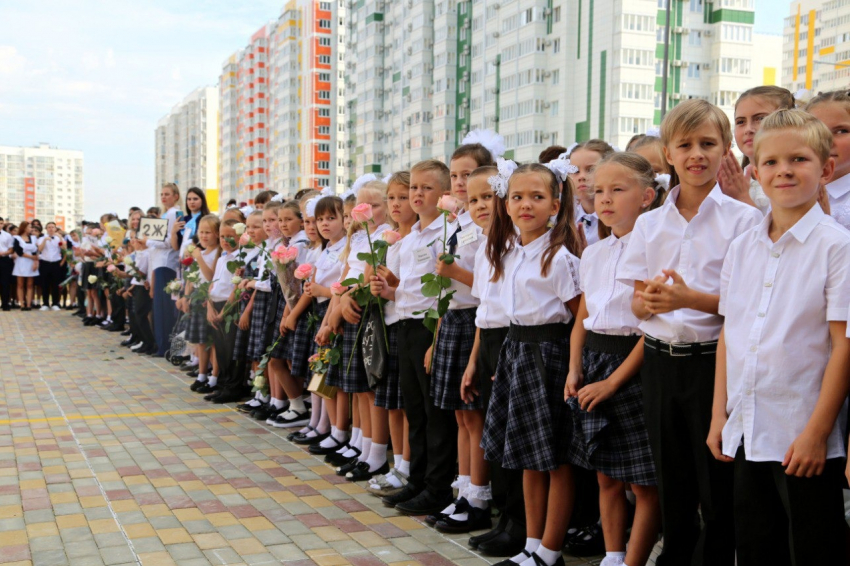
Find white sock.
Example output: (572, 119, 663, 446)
(453, 474, 471, 492)
(531, 545, 560, 566)
(350, 427, 362, 449)
(288, 397, 306, 414)
(393, 454, 402, 469)
(259, 394, 269, 403)
(196, 373, 207, 383)
(366, 443, 387, 472)
(271, 398, 284, 410)
(308, 394, 321, 428)
(398, 459, 410, 476)
(316, 403, 331, 435)
(207, 375, 218, 387)
(600, 553, 626, 566)
(333, 427, 348, 443)
(467, 483, 491, 510)
(319, 426, 339, 448)
(358, 438, 372, 463)
(511, 538, 541, 564)
(190, 354, 198, 364)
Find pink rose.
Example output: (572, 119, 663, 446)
(382, 230, 401, 245)
(282, 246, 299, 263)
(239, 233, 250, 246)
(106, 264, 116, 273)
(294, 263, 314, 280)
(438, 195, 460, 215)
(351, 203, 373, 223)
(447, 213, 457, 223)
(330, 282, 346, 296)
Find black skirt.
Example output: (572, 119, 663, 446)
(481, 323, 580, 472)
(431, 308, 479, 410)
(335, 318, 369, 393)
(185, 306, 209, 344)
(374, 322, 403, 410)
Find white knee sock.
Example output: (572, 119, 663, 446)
(366, 443, 388, 472)
(511, 538, 541, 564)
(358, 438, 372, 463)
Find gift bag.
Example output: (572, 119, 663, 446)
(308, 372, 337, 400)
(361, 303, 388, 390)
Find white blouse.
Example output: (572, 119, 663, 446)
(580, 233, 642, 336)
(314, 237, 347, 304)
(448, 223, 484, 310)
(37, 235, 64, 262)
(346, 223, 391, 282)
(470, 240, 509, 329)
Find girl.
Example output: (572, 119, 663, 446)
(328, 180, 392, 475)
(719, 86, 795, 214)
(365, 172, 416, 491)
(480, 163, 583, 566)
(806, 90, 850, 229)
(186, 215, 221, 392)
(12, 220, 39, 310)
(205, 219, 241, 397)
(569, 140, 615, 247)
(566, 153, 660, 566)
(627, 135, 678, 211)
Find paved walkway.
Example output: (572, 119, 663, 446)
(0, 311, 604, 566)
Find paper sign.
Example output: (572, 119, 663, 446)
(105, 220, 126, 244)
(139, 218, 169, 242)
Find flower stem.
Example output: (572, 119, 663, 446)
(363, 222, 390, 350)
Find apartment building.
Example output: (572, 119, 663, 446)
(154, 86, 219, 211)
(783, 0, 850, 95)
(0, 143, 84, 229)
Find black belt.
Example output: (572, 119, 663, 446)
(507, 322, 570, 343)
(585, 331, 641, 356)
(644, 334, 717, 357)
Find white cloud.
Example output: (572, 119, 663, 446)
(0, 46, 26, 75)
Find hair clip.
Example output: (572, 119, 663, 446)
(547, 154, 579, 181)
(462, 128, 506, 159)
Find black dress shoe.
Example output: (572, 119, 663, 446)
(180, 363, 199, 372)
(308, 436, 347, 455)
(120, 329, 132, 336)
(190, 380, 209, 392)
(212, 390, 244, 404)
(493, 550, 533, 566)
(335, 458, 361, 476)
(563, 523, 604, 557)
(478, 529, 527, 557)
(347, 460, 389, 482)
(326, 446, 359, 467)
(195, 383, 217, 394)
(108, 325, 125, 332)
(294, 431, 330, 446)
(426, 496, 465, 526)
(251, 404, 278, 421)
(121, 338, 135, 347)
(381, 483, 422, 508)
(187, 369, 199, 378)
(436, 503, 492, 533)
(469, 525, 505, 549)
(394, 489, 453, 516)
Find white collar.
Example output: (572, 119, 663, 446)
(827, 173, 850, 200)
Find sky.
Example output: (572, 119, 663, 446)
(1, 0, 785, 221)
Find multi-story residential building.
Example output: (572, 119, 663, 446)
(345, 0, 762, 173)
(783, 0, 850, 95)
(0, 143, 83, 229)
(155, 86, 219, 211)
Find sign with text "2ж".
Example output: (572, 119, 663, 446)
(139, 218, 169, 242)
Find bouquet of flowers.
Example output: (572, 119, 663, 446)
(163, 279, 183, 299)
(269, 244, 301, 308)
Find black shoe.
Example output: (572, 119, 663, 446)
(121, 338, 135, 347)
(478, 530, 527, 557)
(190, 379, 209, 392)
(335, 458, 362, 476)
(492, 550, 533, 566)
(394, 489, 453, 516)
(236, 400, 262, 413)
(187, 369, 199, 378)
(381, 483, 422, 508)
(325, 446, 358, 467)
(196, 383, 217, 395)
(120, 329, 132, 336)
(180, 363, 199, 372)
(436, 503, 492, 534)
(308, 435, 347, 456)
(251, 404, 279, 421)
(426, 496, 465, 526)
(563, 523, 604, 557)
(347, 460, 389, 482)
(143, 346, 160, 356)
(212, 390, 244, 404)
(294, 431, 329, 446)
(108, 325, 125, 332)
(469, 524, 505, 549)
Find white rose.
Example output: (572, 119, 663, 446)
(233, 223, 246, 236)
(186, 243, 196, 254)
(87, 275, 98, 284)
(231, 275, 242, 285)
(104, 236, 113, 244)
(123, 257, 134, 267)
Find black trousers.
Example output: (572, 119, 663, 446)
(734, 449, 846, 565)
(132, 286, 155, 347)
(642, 343, 735, 566)
(479, 327, 526, 537)
(110, 292, 126, 327)
(39, 260, 62, 307)
(398, 319, 458, 495)
(212, 301, 240, 392)
(0, 256, 12, 308)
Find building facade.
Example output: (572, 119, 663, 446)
(783, 0, 850, 95)
(344, 0, 762, 173)
(155, 86, 220, 211)
(0, 144, 84, 229)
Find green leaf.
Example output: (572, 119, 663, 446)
(422, 316, 437, 333)
(327, 350, 340, 365)
(341, 278, 359, 287)
(422, 280, 442, 297)
(226, 260, 240, 273)
(356, 252, 371, 261)
(437, 275, 453, 289)
(437, 294, 452, 314)
(420, 273, 436, 283)
(425, 308, 440, 319)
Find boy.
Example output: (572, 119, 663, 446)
(618, 99, 762, 566)
(371, 159, 459, 516)
(204, 219, 240, 402)
(709, 109, 850, 564)
(127, 236, 155, 355)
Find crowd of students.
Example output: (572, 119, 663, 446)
(3, 85, 850, 565)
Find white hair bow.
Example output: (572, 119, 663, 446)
(305, 197, 320, 218)
(655, 174, 671, 192)
(320, 186, 335, 197)
(240, 205, 254, 216)
(270, 193, 284, 203)
(645, 126, 661, 138)
(462, 128, 506, 159)
(546, 153, 579, 182)
(487, 158, 518, 198)
(341, 173, 378, 200)
(381, 174, 392, 184)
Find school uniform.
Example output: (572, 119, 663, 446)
(336, 224, 390, 393)
(37, 235, 64, 307)
(393, 215, 459, 495)
(268, 232, 308, 361)
(0, 229, 15, 309)
(720, 203, 850, 565)
(469, 240, 525, 539)
(481, 232, 582, 472)
(571, 233, 655, 486)
(827, 172, 850, 230)
(244, 239, 280, 361)
(130, 251, 155, 349)
(306, 236, 346, 363)
(288, 244, 323, 378)
(185, 248, 219, 345)
(12, 236, 39, 278)
(618, 183, 762, 566)
(209, 251, 239, 391)
(233, 246, 262, 361)
(432, 215, 483, 411)
(374, 238, 404, 410)
(576, 201, 600, 247)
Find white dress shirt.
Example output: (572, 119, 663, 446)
(147, 206, 181, 271)
(198, 248, 219, 284)
(500, 231, 581, 326)
(0, 230, 15, 256)
(719, 203, 850, 462)
(470, 241, 509, 329)
(827, 173, 850, 231)
(448, 223, 484, 310)
(383, 237, 405, 325)
(394, 215, 459, 320)
(209, 251, 236, 302)
(314, 237, 347, 304)
(580, 233, 642, 336)
(37, 235, 63, 262)
(346, 223, 391, 282)
(618, 184, 762, 343)
(130, 251, 149, 286)
(576, 201, 600, 247)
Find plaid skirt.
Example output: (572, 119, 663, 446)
(268, 286, 292, 360)
(334, 319, 370, 393)
(569, 339, 656, 486)
(185, 306, 209, 344)
(232, 296, 251, 361)
(482, 323, 580, 472)
(374, 322, 403, 410)
(246, 290, 273, 361)
(290, 301, 328, 378)
(325, 333, 343, 388)
(431, 308, 479, 411)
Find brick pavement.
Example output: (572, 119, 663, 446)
(0, 311, 606, 566)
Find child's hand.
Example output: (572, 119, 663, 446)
(435, 258, 457, 279)
(424, 346, 433, 375)
(285, 313, 298, 331)
(340, 293, 362, 325)
(246, 280, 256, 289)
(370, 274, 387, 297)
(460, 361, 478, 404)
(191, 247, 203, 261)
(577, 380, 616, 412)
(565, 369, 584, 400)
(238, 312, 250, 331)
(207, 309, 218, 327)
(706, 415, 734, 463)
(315, 325, 331, 346)
(783, 430, 828, 477)
(377, 265, 399, 287)
(717, 152, 749, 202)
(639, 270, 691, 314)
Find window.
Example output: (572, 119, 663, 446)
(553, 6, 561, 22)
(622, 49, 653, 66)
(319, 37, 331, 46)
(553, 38, 561, 53)
(319, 55, 331, 64)
(620, 117, 651, 134)
(318, 108, 330, 117)
(623, 13, 654, 32)
(319, 2, 331, 9)
(318, 126, 330, 134)
(687, 63, 700, 78)
(318, 143, 330, 152)
(318, 161, 330, 170)
(716, 57, 751, 75)
(318, 72, 331, 82)
(319, 19, 331, 29)
(621, 83, 653, 100)
(721, 23, 752, 43)
(689, 0, 702, 12)
(689, 30, 702, 46)
(318, 90, 330, 99)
